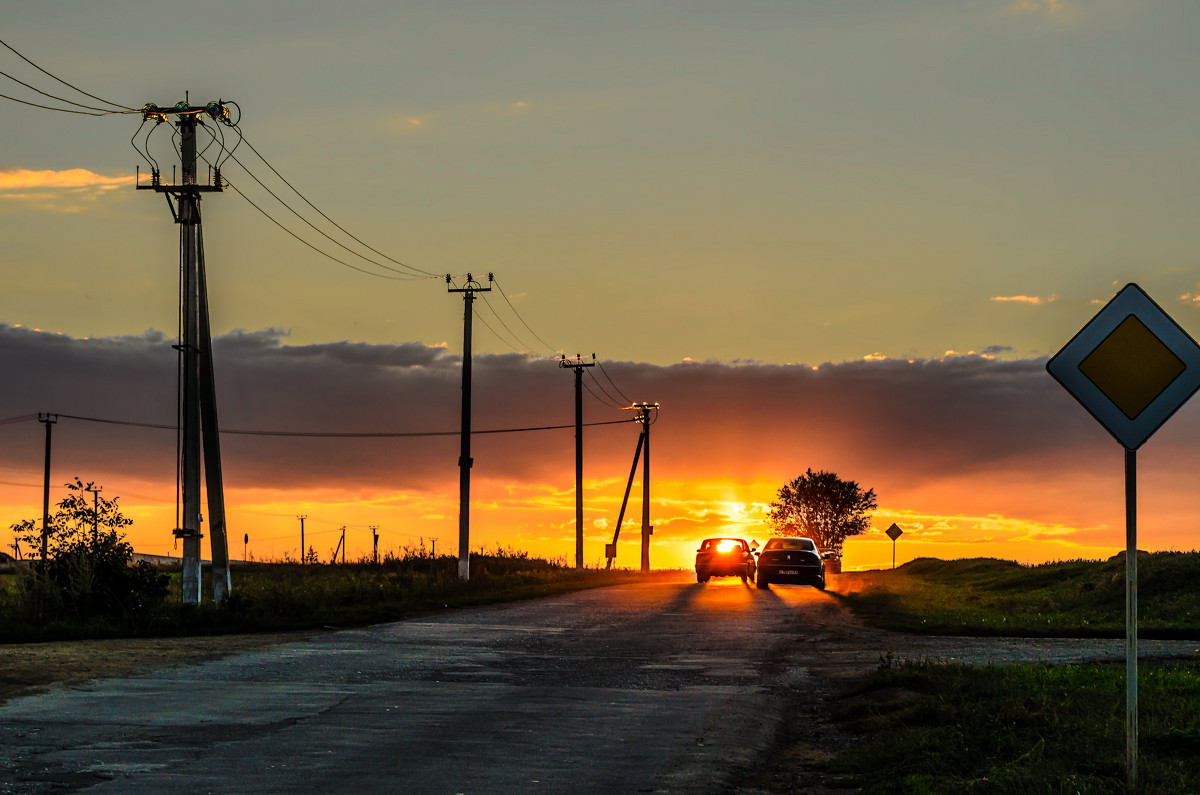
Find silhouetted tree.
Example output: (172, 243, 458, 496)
(10, 478, 167, 623)
(768, 469, 877, 555)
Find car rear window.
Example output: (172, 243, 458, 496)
(764, 538, 816, 552)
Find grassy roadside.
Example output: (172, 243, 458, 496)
(814, 555, 1200, 792)
(824, 656, 1200, 793)
(0, 552, 662, 643)
(834, 554, 1200, 638)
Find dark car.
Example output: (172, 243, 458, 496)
(695, 537, 758, 584)
(756, 536, 826, 590)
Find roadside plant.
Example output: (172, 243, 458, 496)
(9, 478, 168, 625)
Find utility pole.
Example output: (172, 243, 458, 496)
(137, 98, 234, 605)
(85, 484, 102, 535)
(634, 403, 656, 573)
(370, 526, 379, 564)
(297, 515, 307, 564)
(37, 413, 56, 563)
(446, 272, 492, 581)
(604, 402, 659, 572)
(559, 355, 595, 570)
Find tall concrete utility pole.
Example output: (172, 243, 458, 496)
(137, 99, 234, 605)
(559, 354, 595, 570)
(446, 272, 492, 581)
(37, 413, 56, 562)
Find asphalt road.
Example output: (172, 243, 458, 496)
(3, 576, 1197, 794)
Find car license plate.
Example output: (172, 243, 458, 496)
(779, 569, 799, 575)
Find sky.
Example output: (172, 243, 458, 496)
(3, 1, 1200, 570)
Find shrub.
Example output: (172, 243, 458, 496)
(7, 479, 168, 632)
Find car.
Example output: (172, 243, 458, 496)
(695, 537, 758, 584)
(756, 536, 826, 590)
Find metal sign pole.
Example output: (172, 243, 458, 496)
(1125, 447, 1138, 789)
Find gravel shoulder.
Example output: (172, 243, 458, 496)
(0, 632, 314, 706)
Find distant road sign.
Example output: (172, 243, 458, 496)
(885, 523, 903, 541)
(1047, 283, 1200, 451)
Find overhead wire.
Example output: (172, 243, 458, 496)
(0, 70, 129, 115)
(597, 361, 634, 405)
(0, 91, 116, 116)
(226, 124, 439, 278)
(582, 378, 625, 409)
(491, 278, 558, 355)
(476, 296, 546, 359)
(199, 128, 429, 280)
(585, 370, 627, 408)
(46, 411, 634, 437)
(220, 179, 418, 281)
(0, 37, 137, 111)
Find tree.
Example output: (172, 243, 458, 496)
(10, 478, 168, 623)
(767, 469, 877, 555)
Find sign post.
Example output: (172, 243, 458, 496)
(1047, 283, 1200, 788)
(885, 523, 903, 570)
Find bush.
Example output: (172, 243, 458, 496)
(6, 479, 169, 634)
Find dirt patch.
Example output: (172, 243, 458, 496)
(0, 631, 316, 706)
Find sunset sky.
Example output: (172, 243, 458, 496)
(4, 1, 1200, 570)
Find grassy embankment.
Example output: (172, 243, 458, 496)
(836, 554, 1200, 638)
(820, 555, 1200, 792)
(0, 549, 655, 643)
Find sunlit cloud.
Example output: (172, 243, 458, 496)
(990, 294, 1057, 305)
(388, 98, 536, 136)
(1007, 0, 1080, 23)
(0, 168, 132, 212)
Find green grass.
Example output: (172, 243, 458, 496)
(835, 554, 1200, 638)
(0, 551, 655, 642)
(826, 656, 1200, 793)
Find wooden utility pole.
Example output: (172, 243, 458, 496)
(560, 354, 595, 570)
(446, 273, 492, 581)
(635, 403, 655, 573)
(297, 515, 307, 564)
(604, 402, 658, 571)
(137, 99, 233, 605)
(37, 413, 56, 562)
(85, 484, 102, 534)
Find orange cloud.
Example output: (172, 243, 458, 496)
(0, 168, 132, 212)
(991, 294, 1057, 305)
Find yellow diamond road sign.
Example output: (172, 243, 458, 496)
(1048, 283, 1200, 450)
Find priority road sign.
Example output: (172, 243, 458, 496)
(1047, 283, 1200, 451)
(1047, 282, 1200, 788)
(885, 523, 902, 570)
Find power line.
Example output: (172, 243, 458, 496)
(474, 300, 544, 359)
(201, 129, 433, 280)
(226, 125, 440, 278)
(0, 90, 116, 116)
(597, 361, 634, 405)
(0, 37, 136, 112)
(0, 68, 125, 114)
(491, 278, 559, 355)
(220, 178, 418, 281)
(585, 369, 627, 408)
(7, 412, 635, 437)
(583, 376, 625, 409)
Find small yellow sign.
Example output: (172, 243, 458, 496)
(1079, 315, 1185, 420)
